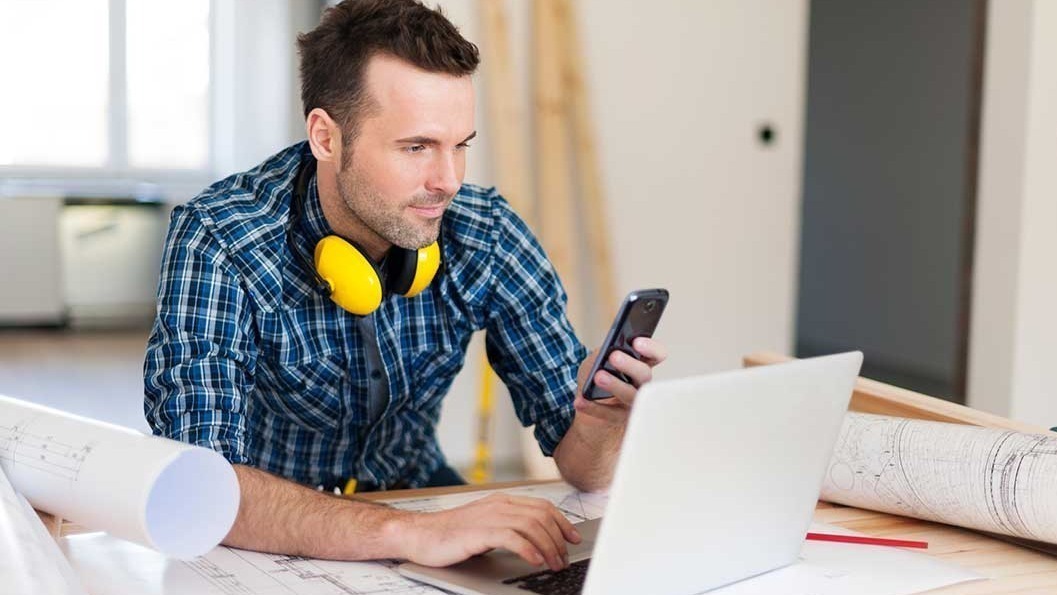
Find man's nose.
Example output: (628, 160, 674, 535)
(426, 152, 461, 198)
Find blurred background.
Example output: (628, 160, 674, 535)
(0, 0, 1053, 479)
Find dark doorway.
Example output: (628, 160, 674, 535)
(796, 0, 987, 402)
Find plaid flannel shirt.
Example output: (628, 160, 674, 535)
(143, 142, 587, 488)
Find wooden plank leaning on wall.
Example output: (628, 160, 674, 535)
(743, 351, 1053, 435)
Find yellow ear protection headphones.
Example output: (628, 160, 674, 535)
(287, 159, 442, 315)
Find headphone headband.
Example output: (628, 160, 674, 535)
(288, 159, 332, 296)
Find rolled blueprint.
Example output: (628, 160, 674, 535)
(823, 412, 1057, 544)
(0, 395, 239, 559)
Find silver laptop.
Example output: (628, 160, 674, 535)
(399, 352, 863, 595)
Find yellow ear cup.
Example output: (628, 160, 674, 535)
(314, 235, 384, 315)
(404, 241, 441, 298)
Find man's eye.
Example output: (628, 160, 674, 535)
(405, 145, 426, 153)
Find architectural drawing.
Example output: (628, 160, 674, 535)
(64, 483, 598, 595)
(180, 484, 601, 594)
(63, 480, 981, 595)
(0, 394, 239, 558)
(383, 482, 606, 523)
(64, 530, 444, 595)
(182, 547, 441, 595)
(0, 418, 94, 482)
(175, 483, 603, 594)
(822, 412, 1057, 543)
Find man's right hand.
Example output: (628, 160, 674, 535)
(223, 465, 580, 569)
(392, 493, 582, 571)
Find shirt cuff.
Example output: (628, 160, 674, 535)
(532, 399, 576, 456)
(158, 422, 252, 466)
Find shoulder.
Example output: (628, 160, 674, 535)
(434, 184, 516, 318)
(177, 142, 307, 255)
(437, 184, 550, 311)
(442, 183, 530, 251)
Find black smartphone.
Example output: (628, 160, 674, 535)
(582, 288, 669, 400)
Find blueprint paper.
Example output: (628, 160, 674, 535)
(823, 412, 1057, 544)
(0, 462, 87, 594)
(383, 481, 608, 522)
(63, 533, 444, 595)
(0, 394, 239, 558)
(61, 481, 980, 595)
(62, 518, 981, 595)
(61, 483, 602, 595)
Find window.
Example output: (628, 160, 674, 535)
(0, 0, 211, 175)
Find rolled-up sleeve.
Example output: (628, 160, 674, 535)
(143, 205, 258, 465)
(483, 195, 588, 456)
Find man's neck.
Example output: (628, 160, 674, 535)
(315, 161, 391, 262)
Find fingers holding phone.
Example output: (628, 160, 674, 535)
(627, 336, 668, 366)
(604, 343, 654, 387)
(580, 289, 669, 403)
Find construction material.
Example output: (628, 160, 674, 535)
(476, 0, 618, 480)
(557, 0, 616, 326)
(478, 0, 532, 218)
(743, 351, 1051, 434)
(533, 0, 581, 326)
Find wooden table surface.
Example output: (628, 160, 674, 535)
(363, 481, 1057, 595)
(47, 479, 1057, 594)
(812, 501, 1057, 594)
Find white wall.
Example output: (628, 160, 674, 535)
(212, 0, 319, 184)
(434, 0, 809, 469)
(577, 0, 807, 378)
(968, 0, 1057, 427)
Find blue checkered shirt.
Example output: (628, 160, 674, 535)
(143, 142, 587, 488)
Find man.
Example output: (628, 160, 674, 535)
(144, 0, 666, 572)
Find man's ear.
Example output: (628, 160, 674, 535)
(305, 108, 343, 165)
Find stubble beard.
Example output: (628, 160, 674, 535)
(335, 159, 448, 251)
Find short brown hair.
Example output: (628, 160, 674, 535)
(297, 0, 480, 139)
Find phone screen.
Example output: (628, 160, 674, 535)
(582, 288, 669, 400)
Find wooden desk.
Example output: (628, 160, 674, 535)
(46, 354, 1057, 592)
(743, 352, 1057, 593)
(358, 481, 1057, 594)
(813, 501, 1057, 593)
(357, 350, 1057, 594)
(47, 481, 1057, 592)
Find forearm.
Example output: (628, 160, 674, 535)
(552, 415, 624, 493)
(224, 464, 412, 560)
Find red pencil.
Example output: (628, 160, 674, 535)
(806, 531, 929, 549)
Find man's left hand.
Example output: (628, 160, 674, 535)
(573, 337, 668, 427)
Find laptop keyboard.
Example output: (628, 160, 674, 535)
(502, 559, 590, 594)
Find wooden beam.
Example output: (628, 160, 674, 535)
(743, 351, 1054, 435)
(557, 0, 617, 327)
(533, 0, 581, 328)
(478, 0, 533, 222)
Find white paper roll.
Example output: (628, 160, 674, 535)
(0, 395, 239, 558)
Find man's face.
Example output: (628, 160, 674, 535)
(335, 54, 476, 251)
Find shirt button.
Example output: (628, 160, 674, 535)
(370, 369, 383, 380)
